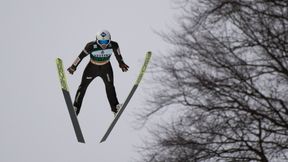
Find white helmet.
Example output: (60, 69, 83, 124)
(96, 30, 111, 46)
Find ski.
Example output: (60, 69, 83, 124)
(56, 58, 85, 143)
(100, 51, 152, 143)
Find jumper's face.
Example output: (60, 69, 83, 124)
(96, 31, 111, 49)
(97, 39, 110, 49)
(98, 39, 109, 45)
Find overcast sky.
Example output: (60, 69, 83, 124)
(0, 0, 177, 161)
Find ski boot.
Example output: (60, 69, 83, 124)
(113, 104, 122, 117)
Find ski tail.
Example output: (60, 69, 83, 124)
(100, 51, 152, 143)
(56, 58, 85, 143)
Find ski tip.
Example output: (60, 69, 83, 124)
(56, 58, 62, 63)
(146, 51, 152, 59)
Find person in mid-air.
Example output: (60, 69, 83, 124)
(67, 30, 129, 116)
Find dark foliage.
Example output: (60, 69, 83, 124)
(138, 0, 288, 161)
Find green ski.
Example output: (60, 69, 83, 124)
(100, 51, 152, 143)
(56, 58, 85, 143)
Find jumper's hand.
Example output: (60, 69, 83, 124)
(67, 65, 76, 75)
(119, 62, 129, 72)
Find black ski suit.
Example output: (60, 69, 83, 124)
(71, 40, 125, 115)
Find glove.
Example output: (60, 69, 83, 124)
(119, 61, 129, 72)
(67, 65, 76, 74)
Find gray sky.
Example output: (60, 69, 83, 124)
(0, 0, 176, 162)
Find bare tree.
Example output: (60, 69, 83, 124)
(138, 0, 288, 161)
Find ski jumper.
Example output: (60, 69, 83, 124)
(72, 41, 124, 115)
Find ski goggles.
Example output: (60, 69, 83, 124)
(98, 40, 110, 45)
